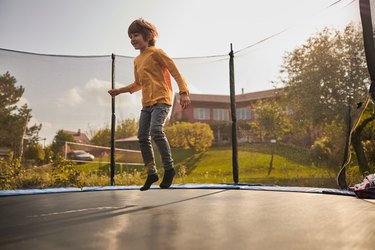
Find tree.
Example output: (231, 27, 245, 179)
(90, 118, 138, 147)
(0, 72, 41, 158)
(90, 127, 111, 147)
(51, 130, 74, 155)
(24, 143, 45, 164)
(252, 100, 291, 142)
(280, 25, 368, 128)
(351, 103, 375, 173)
(116, 118, 138, 139)
(279, 24, 372, 171)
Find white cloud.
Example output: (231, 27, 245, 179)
(58, 87, 83, 107)
(25, 116, 54, 144)
(38, 78, 142, 144)
(84, 78, 140, 108)
(84, 78, 112, 107)
(29, 117, 52, 129)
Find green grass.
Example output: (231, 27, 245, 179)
(73, 144, 338, 188)
(175, 144, 337, 187)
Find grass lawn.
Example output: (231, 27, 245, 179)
(74, 144, 338, 188)
(174, 144, 337, 188)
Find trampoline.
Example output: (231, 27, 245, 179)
(1, 1, 375, 249)
(0, 187, 374, 250)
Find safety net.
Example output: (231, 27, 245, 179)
(0, 0, 373, 188)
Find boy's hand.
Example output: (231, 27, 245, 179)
(108, 88, 120, 97)
(180, 93, 191, 110)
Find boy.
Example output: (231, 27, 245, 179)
(108, 18, 190, 191)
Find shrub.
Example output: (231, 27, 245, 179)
(24, 144, 45, 164)
(310, 136, 332, 164)
(0, 153, 24, 189)
(165, 122, 214, 152)
(363, 140, 375, 169)
(51, 156, 82, 187)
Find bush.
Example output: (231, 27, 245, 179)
(310, 136, 332, 164)
(363, 140, 375, 169)
(24, 144, 45, 164)
(51, 156, 82, 187)
(15, 171, 51, 189)
(0, 153, 24, 189)
(165, 122, 214, 152)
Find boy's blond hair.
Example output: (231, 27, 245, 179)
(128, 18, 158, 46)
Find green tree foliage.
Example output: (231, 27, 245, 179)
(310, 121, 346, 165)
(24, 143, 45, 164)
(361, 104, 375, 169)
(165, 122, 214, 152)
(0, 72, 42, 157)
(281, 25, 369, 128)
(116, 118, 138, 139)
(280, 24, 372, 170)
(90, 119, 138, 147)
(351, 103, 375, 173)
(0, 153, 23, 189)
(50, 130, 74, 155)
(252, 100, 291, 141)
(43, 146, 54, 164)
(51, 156, 81, 187)
(90, 127, 111, 147)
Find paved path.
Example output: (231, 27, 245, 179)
(0, 189, 374, 250)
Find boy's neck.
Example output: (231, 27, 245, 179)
(140, 46, 150, 54)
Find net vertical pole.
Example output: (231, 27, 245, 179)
(110, 53, 116, 186)
(229, 44, 239, 184)
(337, 0, 375, 188)
(360, 0, 375, 102)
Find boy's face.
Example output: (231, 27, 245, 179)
(130, 33, 149, 51)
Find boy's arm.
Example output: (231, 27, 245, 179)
(108, 64, 142, 96)
(155, 49, 189, 95)
(128, 63, 142, 93)
(108, 82, 141, 96)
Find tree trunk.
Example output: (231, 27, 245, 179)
(351, 115, 375, 174)
(351, 130, 369, 173)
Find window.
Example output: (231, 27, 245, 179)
(194, 108, 210, 120)
(213, 109, 229, 121)
(236, 107, 251, 120)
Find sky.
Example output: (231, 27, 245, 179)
(0, 0, 361, 144)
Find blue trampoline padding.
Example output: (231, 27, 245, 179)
(241, 185, 355, 196)
(171, 184, 241, 189)
(171, 184, 356, 196)
(0, 187, 82, 196)
(0, 183, 357, 197)
(82, 186, 140, 192)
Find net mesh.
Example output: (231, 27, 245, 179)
(0, 0, 373, 188)
(64, 142, 142, 165)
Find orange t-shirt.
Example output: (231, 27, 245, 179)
(126, 47, 189, 107)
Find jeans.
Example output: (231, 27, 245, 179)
(138, 103, 173, 175)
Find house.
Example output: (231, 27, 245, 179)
(115, 136, 140, 150)
(170, 88, 283, 143)
(63, 129, 91, 144)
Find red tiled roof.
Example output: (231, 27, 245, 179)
(236, 88, 282, 102)
(189, 93, 230, 103)
(175, 88, 282, 103)
(63, 130, 90, 144)
(115, 136, 138, 142)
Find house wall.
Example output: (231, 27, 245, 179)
(170, 90, 283, 144)
(172, 101, 257, 124)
